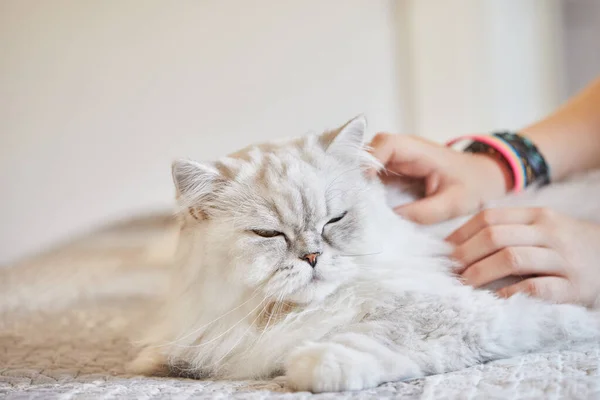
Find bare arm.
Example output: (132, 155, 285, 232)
(522, 76, 600, 181)
(368, 75, 600, 225)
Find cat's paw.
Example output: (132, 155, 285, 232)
(284, 342, 381, 392)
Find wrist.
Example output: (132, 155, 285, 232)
(520, 128, 562, 180)
(447, 132, 551, 193)
(471, 153, 514, 198)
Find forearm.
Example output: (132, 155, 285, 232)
(521, 77, 600, 181)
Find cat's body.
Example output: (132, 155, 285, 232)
(131, 117, 600, 392)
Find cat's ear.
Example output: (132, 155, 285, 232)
(320, 115, 367, 158)
(172, 159, 223, 220)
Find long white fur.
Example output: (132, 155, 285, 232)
(130, 116, 600, 392)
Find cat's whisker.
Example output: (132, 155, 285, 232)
(208, 298, 270, 371)
(238, 302, 272, 362)
(324, 166, 366, 199)
(172, 294, 271, 349)
(246, 292, 286, 358)
(337, 251, 383, 257)
(381, 168, 405, 177)
(325, 166, 363, 190)
(262, 295, 283, 333)
(154, 284, 268, 348)
(325, 181, 371, 204)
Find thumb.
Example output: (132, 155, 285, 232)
(394, 187, 465, 225)
(368, 134, 443, 178)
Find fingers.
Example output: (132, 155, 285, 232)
(447, 208, 544, 245)
(367, 132, 398, 169)
(368, 133, 415, 167)
(394, 186, 466, 225)
(368, 133, 472, 225)
(460, 247, 566, 287)
(452, 225, 548, 269)
(367, 133, 441, 178)
(497, 276, 576, 304)
(384, 158, 437, 180)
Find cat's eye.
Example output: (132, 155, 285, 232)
(251, 229, 284, 238)
(326, 211, 347, 225)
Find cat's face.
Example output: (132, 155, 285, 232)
(173, 117, 382, 304)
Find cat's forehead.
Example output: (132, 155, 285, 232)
(216, 137, 355, 226)
(218, 136, 325, 183)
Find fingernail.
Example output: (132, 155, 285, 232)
(460, 275, 471, 286)
(393, 205, 407, 215)
(450, 261, 463, 274)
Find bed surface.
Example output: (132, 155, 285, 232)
(1, 216, 598, 399)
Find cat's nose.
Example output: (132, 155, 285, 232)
(300, 252, 321, 268)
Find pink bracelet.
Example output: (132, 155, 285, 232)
(446, 135, 527, 193)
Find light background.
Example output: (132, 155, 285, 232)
(1, 0, 599, 265)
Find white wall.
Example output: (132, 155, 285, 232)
(562, 0, 600, 97)
(0, 1, 408, 265)
(407, 0, 565, 141)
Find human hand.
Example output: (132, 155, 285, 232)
(448, 208, 600, 307)
(368, 133, 513, 224)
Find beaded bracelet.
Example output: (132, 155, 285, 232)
(446, 132, 551, 193)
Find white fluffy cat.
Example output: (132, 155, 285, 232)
(131, 116, 600, 392)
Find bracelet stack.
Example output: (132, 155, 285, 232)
(447, 132, 551, 193)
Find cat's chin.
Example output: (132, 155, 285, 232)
(286, 279, 341, 305)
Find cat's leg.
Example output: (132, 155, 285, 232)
(285, 290, 600, 392)
(285, 331, 422, 393)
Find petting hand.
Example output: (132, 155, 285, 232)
(368, 133, 513, 224)
(447, 207, 600, 307)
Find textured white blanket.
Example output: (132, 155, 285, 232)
(1, 215, 599, 399)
